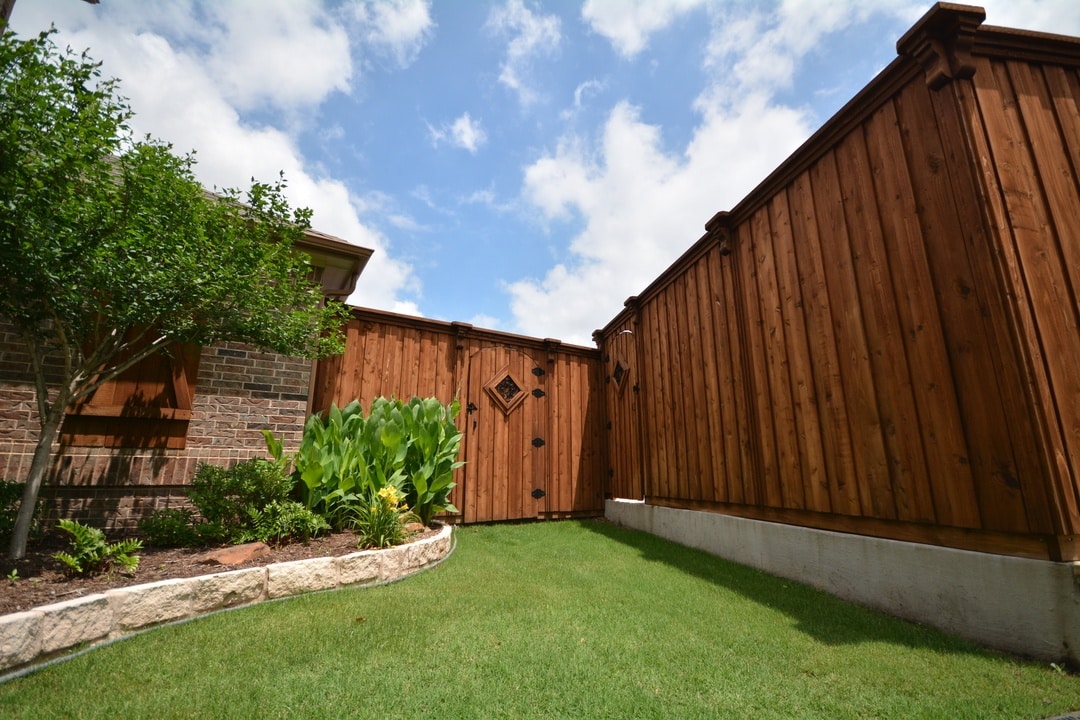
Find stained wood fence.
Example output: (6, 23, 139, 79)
(597, 5, 1080, 562)
(311, 309, 606, 524)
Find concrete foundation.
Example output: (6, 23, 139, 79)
(606, 499, 1080, 664)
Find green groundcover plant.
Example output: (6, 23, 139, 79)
(139, 460, 327, 547)
(53, 519, 141, 576)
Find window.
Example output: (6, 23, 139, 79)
(61, 343, 201, 449)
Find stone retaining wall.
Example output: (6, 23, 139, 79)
(0, 524, 452, 675)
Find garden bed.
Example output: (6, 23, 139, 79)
(0, 528, 436, 616)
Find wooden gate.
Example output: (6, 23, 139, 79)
(461, 346, 549, 523)
(310, 308, 606, 523)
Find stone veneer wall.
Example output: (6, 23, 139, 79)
(0, 317, 314, 531)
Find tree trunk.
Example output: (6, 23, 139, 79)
(7, 412, 62, 560)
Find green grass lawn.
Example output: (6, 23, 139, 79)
(1, 520, 1077, 719)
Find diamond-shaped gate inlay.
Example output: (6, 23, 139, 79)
(612, 357, 630, 394)
(494, 375, 522, 403)
(484, 366, 529, 416)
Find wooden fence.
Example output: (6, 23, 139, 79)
(597, 4, 1080, 561)
(5, 5, 1074, 561)
(311, 309, 606, 524)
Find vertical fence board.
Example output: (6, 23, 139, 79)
(810, 152, 889, 519)
(934, 64, 1055, 534)
(894, 79, 1011, 530)
(975, 57, 1080, 531)
(756, 208, 799, 509)
(836, 131, 932, 521)
(771, 191, 830, 513)
(694, 259, 725, 502)
(642, 300, 666, 499)
(788, 171, 861, 516)
(866, 100, 976, 527)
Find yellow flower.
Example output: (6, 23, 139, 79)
(378, 486, 401, 504)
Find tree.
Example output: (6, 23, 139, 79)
(0, 29, 351, 559)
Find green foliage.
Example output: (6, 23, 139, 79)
(0, 28, 349, 363)
(141, 460, 332, 547)
(53, 519, 141, 576)
(0, 28, 350, 560)
(188, 460, 296, 544)
(0, 480, 44, 547)
(238, 501, 330, 546)
(283, 396, 463, 529)
(138, 508, 200, 548)
(351, 486, 419, 549)
(400, 396, 464, 526)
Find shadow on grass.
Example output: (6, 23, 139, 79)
(576, 517, 1003, 660)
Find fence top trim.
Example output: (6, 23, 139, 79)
(347, 305, 601, 357)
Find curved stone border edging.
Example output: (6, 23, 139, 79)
(0, 523, 453, 677)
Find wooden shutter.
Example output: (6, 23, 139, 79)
(61, 343, 201, 449)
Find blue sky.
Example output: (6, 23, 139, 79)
(10, 1, 1080, 345)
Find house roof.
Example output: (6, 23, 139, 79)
(295, 227, 372, 299)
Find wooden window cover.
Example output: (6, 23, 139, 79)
(61, 343, 201, 449)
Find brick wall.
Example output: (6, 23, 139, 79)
(0, 317, 314, 532)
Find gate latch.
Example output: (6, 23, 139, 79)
(531, 437, 545, 448)
(531, 488, 546, 499)
(466, 401, 478, 415)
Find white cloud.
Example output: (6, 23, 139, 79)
(428, 112, 488, 153)
(451, 113, 487, 152)
(582, 0, 707, 58)
(351, 0, 435, 67)
(560, 79, 607, 120)
(979, 0, 1080, 35)
(509, 98, 811, 344)
(468, 313, 502, 330)
(703, 0, 915, 99)
(9, 0, 423, 317)
(201, 1, 354, 112)
(485, 0, 561, 106)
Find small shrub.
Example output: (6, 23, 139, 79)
(352, 485, 418, 549)
(139, 508, 201, 547)
(0, 480, 45, 547)
(53, 519, 142, 576)
(238, 500, 329, 545)
(189, 459, 292, 543)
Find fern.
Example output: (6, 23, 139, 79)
(54, 519, 142, 576)
(237, 501, 328, 545)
